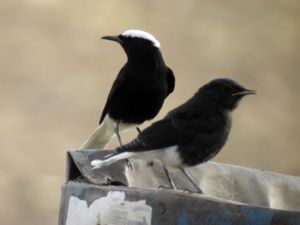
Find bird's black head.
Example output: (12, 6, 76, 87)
(198, 78, 256, 110)
(102, 29, 161, 61)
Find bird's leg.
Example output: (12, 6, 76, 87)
(113, 121, 123, 146)
(136, 127, 142, 134)
(180, 168, 203, 194)
(113, 121, 133, 170)
(161, 167, 177, 190)
(136, 127, 155, 168)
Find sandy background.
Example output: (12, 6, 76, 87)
(1, 0, 300, 224)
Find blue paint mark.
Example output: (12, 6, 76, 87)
(82, 150, 95, 157)
(244, 208, 273, 225)
(77, 188, 86, 199)
(177, 212, 192, 225)
(293, 217, 300, 225)
(204, 213, 232, 225)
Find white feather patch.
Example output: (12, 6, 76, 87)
(122, 29, 160, 48)
(91, 152, 136, 169)
(91, 146, 181, 169)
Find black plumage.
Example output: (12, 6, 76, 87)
(99, 51, 174, 125)
(80, 30, 175, 149)
(91, 78, 256, 190)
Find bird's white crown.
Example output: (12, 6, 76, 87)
(122, 29, 161, 48)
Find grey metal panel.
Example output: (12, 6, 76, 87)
(59, 181, 300, 225)
(67, 150, 128, 185)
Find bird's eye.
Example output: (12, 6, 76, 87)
(131, 39, 141, 46)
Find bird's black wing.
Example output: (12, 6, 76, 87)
(166, 67, 175, 96)
(117, 103, 223, 152)
(117, 101, 224, 154)
(116, 118, 183, 153)
(169, 101, 223, 135)
(168, 103, 228, 166)
(99, 67, 127, 124)
(173, 108, 229, 166)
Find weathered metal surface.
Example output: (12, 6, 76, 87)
(67, 150, 128, 185)
(59, 182, 300, 225)
(58, 150, 300, 225)
(126, 161, 300, 211)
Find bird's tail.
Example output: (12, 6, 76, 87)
(91, 151, 137, 169)
(79, 115, 115, 150)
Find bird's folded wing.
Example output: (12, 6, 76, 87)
(117, 119, 183, 152)
(170, 104, 223, 135)
(99, 67, 127, 124)
(117, 106, 224, 153)
(166, 67, 175, 96)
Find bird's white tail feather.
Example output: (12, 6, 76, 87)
(79, 115, 115, 150)
(79, 115, 138, 150)
(91, 152, 136, 169)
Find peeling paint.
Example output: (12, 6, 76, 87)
(66, 191, 152, 225)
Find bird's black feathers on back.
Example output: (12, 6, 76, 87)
(115, 98, 228, 152)
(99, 64, 175, 125)
(116, 118, 182, 153)
(114, 78, 254, 167)
(99, 67, 127, 124)
(99, 32, 175, 125)
(166, 68, 175, 96)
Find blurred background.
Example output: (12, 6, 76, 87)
(1, 0, 300, 224)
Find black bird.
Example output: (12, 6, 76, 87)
(91, 78, 256, 191)
(80, 30, 175, 149)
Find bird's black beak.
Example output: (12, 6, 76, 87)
(232, 89, 257, 96)
(101, 35, 123, 44)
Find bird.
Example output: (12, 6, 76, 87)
(80, 29, 175, 150)
(91, 78, 256, 192)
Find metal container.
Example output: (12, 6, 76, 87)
(58, 150, 300, 225)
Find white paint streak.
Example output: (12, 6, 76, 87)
(66, 191, 152, 225)
(122, 29, 160, 48)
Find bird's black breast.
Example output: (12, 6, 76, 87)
(177, 109, 232, 167)
(108, 67, 170, 124)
